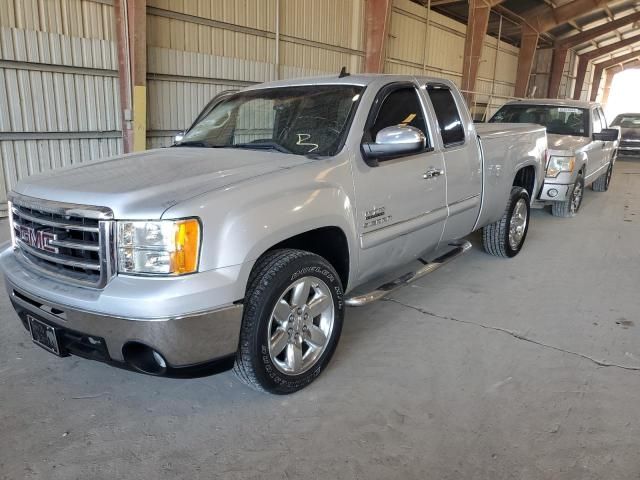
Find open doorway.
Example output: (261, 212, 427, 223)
(604, 69, 640, 123)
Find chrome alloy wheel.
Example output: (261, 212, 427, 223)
(267, 276, 335, 375)
(508, 198, 528, 250)
(570, 181, 583, 214)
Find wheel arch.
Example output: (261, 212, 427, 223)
(512, 165, 536, 197)
(263, 226, 351, 290)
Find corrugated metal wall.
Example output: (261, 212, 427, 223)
(145, 0, 365, 147)
(385, 0, 520, 118)
(0, 0, 122, 212)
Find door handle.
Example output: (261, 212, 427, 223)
(423, 167, 444, 179)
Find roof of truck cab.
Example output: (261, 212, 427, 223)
(242, 74, 457, 91)
(501, 98, 600, 109)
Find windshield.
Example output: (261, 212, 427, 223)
(177, 85, 364, 156)
(610, 114, 640, 128)
(490, 104, 589, 137)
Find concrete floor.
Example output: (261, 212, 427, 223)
(1, 159, 640, 480)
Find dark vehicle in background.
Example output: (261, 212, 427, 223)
(611, 113, 640, 157)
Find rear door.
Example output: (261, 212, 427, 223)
(352, 82, 447, 282)
(423, 83, 482, 242)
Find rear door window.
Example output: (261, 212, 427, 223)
(426, 86, 465, 147)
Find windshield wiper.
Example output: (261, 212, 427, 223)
(231, 142, 292, 154)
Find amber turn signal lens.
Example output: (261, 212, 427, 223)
(171, 219, 200, 274)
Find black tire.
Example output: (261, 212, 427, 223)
(482, 186, 530, 258)
(592, 161, 613, 192)
(233, 249, 344, 394)
(552, 173, 584, 217)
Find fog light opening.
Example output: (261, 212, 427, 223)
(122, 342, 168, 375)
(548, 188, 558, 198)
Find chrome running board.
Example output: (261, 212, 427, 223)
(345, 241, 472, 307)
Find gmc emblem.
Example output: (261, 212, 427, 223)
(15, 225, 59, 254)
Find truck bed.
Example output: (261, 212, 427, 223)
(475, 122, 545, 138)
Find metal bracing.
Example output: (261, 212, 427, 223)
(548, 11, 640, 98)
(590, 50, 640, 101)
(573, 33, 640, 99)
(513, 0, 614, 97)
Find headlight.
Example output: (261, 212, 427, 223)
(546, 155, 575, 178)
(7, 201, 16, 248)
(117, 219, 201, 275)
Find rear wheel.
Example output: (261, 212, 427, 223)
(482, 186, 530, 258)
(552, 173, 584, 217)
(592, 161, 613, 192)
(234, 249, 344, 394)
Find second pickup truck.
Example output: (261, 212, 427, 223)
(1, 74, 546, 394)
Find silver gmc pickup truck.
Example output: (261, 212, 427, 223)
(1, 75, 546, 394)
(490, 99, 619, 217)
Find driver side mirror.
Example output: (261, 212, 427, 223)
(592, 128, 619, 142)
(362, 125, 427, 165)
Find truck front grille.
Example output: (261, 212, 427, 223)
(620, 140, 640, 149)
(9, 194, 115, 288)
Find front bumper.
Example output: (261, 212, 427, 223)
(538, 182, 572, 202)
(1, 248, 244, 371)
(618, 144, 640, 154)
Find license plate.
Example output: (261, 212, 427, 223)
(28, 315, 61, 356)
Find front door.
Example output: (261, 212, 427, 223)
(352, 83, 447, 283)
(588, 108, 607, 178)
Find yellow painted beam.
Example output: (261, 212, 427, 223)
(133, 85, 147, 152)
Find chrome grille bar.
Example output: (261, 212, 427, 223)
(11, 207, 100, 233)
(8, 193, 115, 289)
(48, 239, 100, 252)
(16, 240, 101, 270)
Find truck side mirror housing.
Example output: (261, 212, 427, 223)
(173, 131, 185, 144)
(592, 128, 619, 142)
(362, 125, 427, 165)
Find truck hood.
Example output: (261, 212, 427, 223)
(546, 133, 591, 153)
(13, 148, 311, 219)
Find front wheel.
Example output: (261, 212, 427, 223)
(592, 161, 613, 192)
(234, 249, 344, 394)
(482, 186, 531, 258)
(552, 173, 584, 217)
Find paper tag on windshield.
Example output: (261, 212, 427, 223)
(558, 107, 581, 113)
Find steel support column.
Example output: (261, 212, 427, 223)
(589, 63, 607, 102)
(514, 24, 539, 97)
(548, 46, 568, 98)
(600, 65, 622, 104)
(573, 56, 589, 100)
(364, 0, 393, 73)
(115, 0, 147, 153)
(461, 0, 504, 104)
